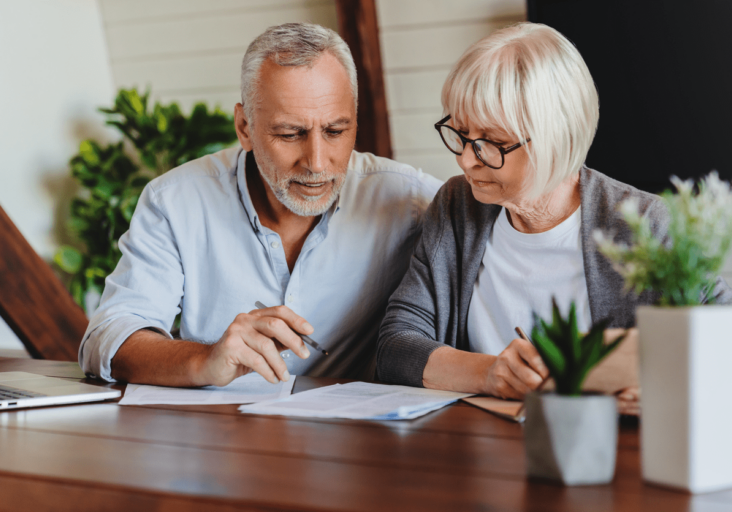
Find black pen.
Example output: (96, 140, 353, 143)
(255, 301, 329, 355)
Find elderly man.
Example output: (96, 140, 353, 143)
(79, 23, 441, 386)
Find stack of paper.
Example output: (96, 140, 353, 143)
(238, 381, 472, 420)
(119, 373, 295, 405)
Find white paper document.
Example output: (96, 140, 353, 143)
(119, 373, 295, 405)
(238, 382, 472, 420)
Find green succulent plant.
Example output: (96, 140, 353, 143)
(54, 88, 238, 310)
(531, 299, 625, 396)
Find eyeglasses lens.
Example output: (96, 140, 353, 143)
(474, 141, 502, 168)
(439, 126, 464, 154)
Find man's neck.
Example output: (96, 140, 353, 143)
(245, 151, 321, 271)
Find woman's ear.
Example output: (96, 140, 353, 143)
(234, 103, 253, 151)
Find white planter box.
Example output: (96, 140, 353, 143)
(637, 305, 732, 493)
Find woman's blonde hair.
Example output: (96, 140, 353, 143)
(441, 23, 599, 197)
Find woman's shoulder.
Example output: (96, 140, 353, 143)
(580, 166, 668, 235)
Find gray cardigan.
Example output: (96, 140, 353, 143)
(376, 167, 732, 387)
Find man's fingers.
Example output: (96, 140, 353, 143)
(250, 305, 314, 335)
(249, 315, 310, 359)
(236, 342, 281, 384)
(513, 338, 550, 379)
(246, 331, 292, 382)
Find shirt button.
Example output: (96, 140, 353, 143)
(287, 294, 294, 302)
(282, 352, 290, 359)
(270, 241, 280, 249)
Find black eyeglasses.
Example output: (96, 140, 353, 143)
(434, 115, 530, 169)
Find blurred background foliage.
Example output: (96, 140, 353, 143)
(54, 88, 237, 312)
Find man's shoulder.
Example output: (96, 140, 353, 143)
(148, 146, 241, 195)
(348, 151, 442, 186)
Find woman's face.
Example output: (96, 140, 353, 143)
(452, 117, 532, 206)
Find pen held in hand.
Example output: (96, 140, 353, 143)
(254, 301, 329, 356)
(515, 326, 550, 421)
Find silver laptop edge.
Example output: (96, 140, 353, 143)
(0, 372, 121, 410)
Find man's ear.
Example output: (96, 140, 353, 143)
(234, 103, 253, 151)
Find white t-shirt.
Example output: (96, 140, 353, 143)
(467, 206, 592, 355)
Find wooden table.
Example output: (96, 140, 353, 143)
(1, 358, 730, 511)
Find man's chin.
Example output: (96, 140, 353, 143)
(281, 190, 338, 217)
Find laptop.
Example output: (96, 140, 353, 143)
(0, 372, 121, 410)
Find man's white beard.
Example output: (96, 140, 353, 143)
(254, 148, 347, 217)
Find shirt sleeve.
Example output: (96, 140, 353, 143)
(78, 183, 184, 382)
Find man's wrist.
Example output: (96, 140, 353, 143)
(187, 342, 214, 387)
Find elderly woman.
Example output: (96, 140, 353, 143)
(376, 23, 732, 398)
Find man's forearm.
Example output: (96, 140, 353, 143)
(111, 329, 212, 386)
(422, 346, 495, 394)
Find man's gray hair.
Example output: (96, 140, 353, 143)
(240, 22, 358, 120)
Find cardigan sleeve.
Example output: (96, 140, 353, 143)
(376, 187, 449, 387)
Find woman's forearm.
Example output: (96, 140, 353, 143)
(422, 346, 495, 394)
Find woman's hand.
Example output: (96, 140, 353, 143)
(484, 338, 550, 399)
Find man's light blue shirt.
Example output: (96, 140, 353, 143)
(79, 147, 442, 382)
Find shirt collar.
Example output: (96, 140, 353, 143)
(236, 149, 263, 232)
(236, 149, 344, 233)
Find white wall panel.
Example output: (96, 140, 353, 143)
(113, 53, 241, 93)
(154, 89, 243, 114)
(101, 0, 324, 24)
(104, 3, 337, 60)
(98, 0, 339, 117)
(377, 0, 525, 28)
(385, 69, 450, 113)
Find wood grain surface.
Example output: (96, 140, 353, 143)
(335, 0, 393, 159)
(0, 205, 88, 361)
(1, 358, 730, 511)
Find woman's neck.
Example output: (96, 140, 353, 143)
(503, 174, 581, 234)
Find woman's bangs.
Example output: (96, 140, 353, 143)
(445, 57, 525, 139)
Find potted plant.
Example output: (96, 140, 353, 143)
(523, 300, 625, 485)
(595, 172, 732, 493)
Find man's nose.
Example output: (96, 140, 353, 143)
(305, 132, 327, 174)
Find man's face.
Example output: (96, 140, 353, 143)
(235, 53, 357, 217)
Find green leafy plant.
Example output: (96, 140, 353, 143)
(54, 88, 238, 310)
(594, 172, 732, 306)
(531, 300, 625, 396)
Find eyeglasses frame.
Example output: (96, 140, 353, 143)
(434, 115, 530, 169)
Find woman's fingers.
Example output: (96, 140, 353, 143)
(513, 338, 550, 380)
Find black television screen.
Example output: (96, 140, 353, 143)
(528, 0, 732, 193)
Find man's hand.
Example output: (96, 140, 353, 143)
(484, 338, 550, 399)
(111, 305, 314, 387)
(196, 305, 313, 386)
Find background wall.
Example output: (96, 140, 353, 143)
(98, 0, 339, 116)
(0, 0, 115, 355)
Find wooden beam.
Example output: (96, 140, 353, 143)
(335, 0, 393, 159)
(0, 204, 87, 361)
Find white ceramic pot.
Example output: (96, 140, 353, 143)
(524, 392, 618, 485)
(637, 305, 732, 493)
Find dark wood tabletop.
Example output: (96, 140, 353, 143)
(0, 358, 730, 511)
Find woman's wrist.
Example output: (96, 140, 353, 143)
(422, 346, 496, 394)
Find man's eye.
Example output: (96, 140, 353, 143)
(277, 133, 300, 140)
(326, 130, 344, 137)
